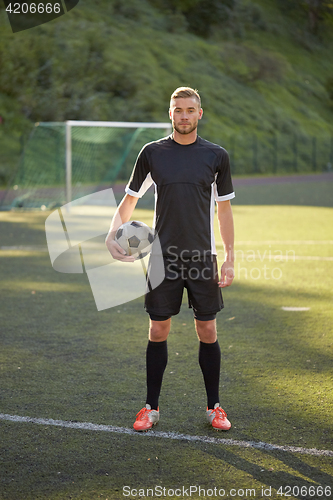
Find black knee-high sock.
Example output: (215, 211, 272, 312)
(146, 340, 168, 410)
(199, 340, 221, 409)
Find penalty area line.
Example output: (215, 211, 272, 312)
(0, 412, 332, 457)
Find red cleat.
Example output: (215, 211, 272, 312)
(133, 404, 159, 431)
(207, 403, 231, 431)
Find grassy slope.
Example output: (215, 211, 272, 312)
(0, 0, 333, 183)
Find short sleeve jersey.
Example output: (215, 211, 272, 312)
(125, 135, 235, 258)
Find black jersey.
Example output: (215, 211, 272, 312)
(125, 135, 235, 258)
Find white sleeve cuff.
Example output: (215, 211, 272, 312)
(125, 186, 141, 198)
(125, 173, 153, 198)
(215, 191, 235, 202)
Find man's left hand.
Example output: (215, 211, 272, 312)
(218, 261, 235, 288)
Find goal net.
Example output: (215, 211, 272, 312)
(1, 120, 171, 210)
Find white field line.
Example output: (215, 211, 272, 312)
(235, 255, 333, 261)
(235, 241, 333, 245)
(281, 307, 311, 311)
(290, 255, 333, 261)
(0, 245, 48, 251)
(0, 413, 332, 457)
(1, 246, 332, 261)
(1, 241, 333, 252)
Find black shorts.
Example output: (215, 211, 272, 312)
(145, 255, 223, 321)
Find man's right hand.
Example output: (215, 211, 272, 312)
(105, 235, 135, 262)
(104, 193, 139, 262)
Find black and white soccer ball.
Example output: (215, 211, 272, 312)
(115, 221, 155, 259)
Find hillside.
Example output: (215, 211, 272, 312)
(0, 0, 333, 184)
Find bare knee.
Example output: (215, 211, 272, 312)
(149, 318, 171, 342)
(195, 319, 217, 343)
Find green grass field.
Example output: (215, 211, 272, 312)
(0, 183, 332, 499)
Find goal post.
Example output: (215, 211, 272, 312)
(65, 120, 172, 205)
(1, 120, 172, 210)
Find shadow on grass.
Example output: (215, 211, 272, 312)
(0, 213, 49, 247)
(0, 208, 332, 498)
(0, 252, 332, 437)
(0, 420, 332, 500)
(200, 444, 333, 500)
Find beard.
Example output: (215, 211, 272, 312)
(173, 119, 198, 135)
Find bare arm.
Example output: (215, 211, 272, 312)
(105, 194, 139, 261)
(217, 200, 235, 287)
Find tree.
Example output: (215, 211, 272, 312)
(303, 0, 333, 33)
(279, 0, 333, 33)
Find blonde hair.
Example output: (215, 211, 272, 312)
(170, 87, 201, 107)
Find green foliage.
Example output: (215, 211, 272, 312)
(325, 76, 333, 101)
(278, 0, 333, 34)
(183, 0, 236, 38)
(220, 43, 286, 83)
(0, 0, 333, 186)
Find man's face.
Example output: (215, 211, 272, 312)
(169, 97, 203, 135)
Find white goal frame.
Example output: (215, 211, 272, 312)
(65, 120, 172, 205)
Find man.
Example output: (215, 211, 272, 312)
(106, 87, 235, 432)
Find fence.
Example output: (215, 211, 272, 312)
(1, 127, 332, 209)
(215, 133, 333, 177)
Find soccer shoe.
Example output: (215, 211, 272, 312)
(207, 403, 231, 431)
(133, 404, 159, 431)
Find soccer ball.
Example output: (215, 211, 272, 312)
(115, 220, 155, 259)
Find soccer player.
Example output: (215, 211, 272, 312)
(106, 87, 235, 432)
